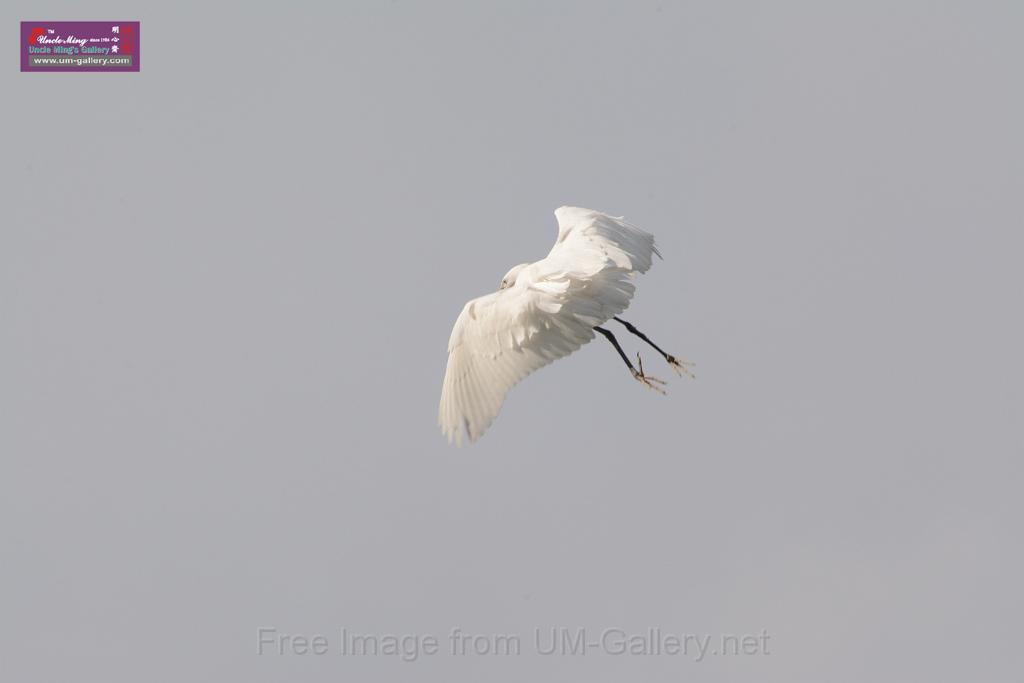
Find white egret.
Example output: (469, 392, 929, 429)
(439, 206, 691, 445)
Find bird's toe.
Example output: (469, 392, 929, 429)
(631, 368, 668, 394)
(666, 355, 696, 379)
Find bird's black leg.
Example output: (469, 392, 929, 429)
(594, 326, 666, 394)
(612, 317, 694, 378)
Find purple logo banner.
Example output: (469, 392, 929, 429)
(21, 21, 140, 72)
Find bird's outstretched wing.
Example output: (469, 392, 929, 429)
(438, 207, 661, 445)
(439, 286, 595, 446)
(545, 206, 661, 279)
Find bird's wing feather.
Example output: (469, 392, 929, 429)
(438, 207, 661, 445)
(439, 286, 596, 445)
(531, 206, 662, 327)
(545, 205, 661, 281)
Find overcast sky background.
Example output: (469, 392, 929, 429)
(3, 2, 1022, 681)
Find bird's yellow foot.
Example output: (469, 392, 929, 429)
(632, 353, 667, 394)
(666, 355, 696, 379)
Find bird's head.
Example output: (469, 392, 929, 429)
(499, 263, 529, 291)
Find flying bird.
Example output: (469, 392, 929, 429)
(439, 206, 691, 445)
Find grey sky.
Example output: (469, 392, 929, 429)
(2, 1, 1022, 681)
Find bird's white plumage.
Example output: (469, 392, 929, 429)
(439, 207, 661, 445)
